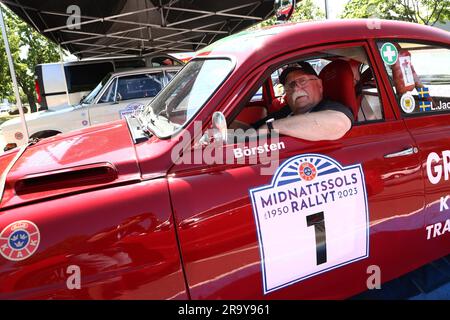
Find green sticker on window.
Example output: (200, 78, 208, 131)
(380, 43, 398, 65)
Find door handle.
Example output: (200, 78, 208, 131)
(384, 147, 418, 158)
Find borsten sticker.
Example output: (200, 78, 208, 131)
(249, 154, 369, 294)
(400, 93, 415, 113)
(0, 220, 40, 261)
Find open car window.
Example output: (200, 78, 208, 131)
(229, 45, 384, 139)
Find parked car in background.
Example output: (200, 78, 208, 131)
(35, 53, 183, 111)
(1, 66, 181, 151)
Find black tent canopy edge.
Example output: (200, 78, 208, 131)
(2, 0, 276, 59)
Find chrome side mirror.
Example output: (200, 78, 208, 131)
(199, 111, 228, 146)
(275, 0, 296, 22)
(212, 111, 227, 144)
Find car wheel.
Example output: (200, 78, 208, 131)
(30, 130, 61, 140)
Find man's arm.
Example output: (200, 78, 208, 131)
(259, 110, 351, 141)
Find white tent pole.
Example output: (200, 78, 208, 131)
(0, 4, 29, 142)
(58, 45, 70, 105)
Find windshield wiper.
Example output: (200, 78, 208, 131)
(140, 108, 159, 136)
(126, 114, 152, 144)
(135, 112, 153, 137)
(139, 104, 181, 138)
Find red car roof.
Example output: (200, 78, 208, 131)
(195, 19, 450, 66)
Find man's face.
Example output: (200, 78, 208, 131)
(284, 70, 323, 114)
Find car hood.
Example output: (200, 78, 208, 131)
(0, 120, 141, 210)
(0, 106, 77, 128)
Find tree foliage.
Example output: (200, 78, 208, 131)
(341, 0, 450, 25)
(0, 6, 61, 111)
(289, 0, 325, 22)
(254, 0, 325, 29)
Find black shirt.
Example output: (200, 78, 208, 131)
(251, 99, 354, 129)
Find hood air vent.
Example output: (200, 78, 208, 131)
(15, 162, 118, 195)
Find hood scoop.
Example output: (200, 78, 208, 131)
(15, 162, 118, 195)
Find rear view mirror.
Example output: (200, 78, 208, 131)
(274, 0, 296, 22)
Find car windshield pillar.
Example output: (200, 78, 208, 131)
(82, 73, 112, 105)
(142, 58, 233, 138)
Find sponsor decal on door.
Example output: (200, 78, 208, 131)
(249, 154, 369, 294)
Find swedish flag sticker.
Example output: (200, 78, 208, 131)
(417, 86, 432, 112)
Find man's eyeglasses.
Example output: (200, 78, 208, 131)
(284, 77, 318, 91)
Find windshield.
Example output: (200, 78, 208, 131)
(141, 58, 233, 138)
(82, 72, 112, 104)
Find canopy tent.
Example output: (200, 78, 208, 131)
(0, 0, 277, 143)
(2, 0, 276, 59)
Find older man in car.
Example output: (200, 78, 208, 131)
(233, 62, 354, 141)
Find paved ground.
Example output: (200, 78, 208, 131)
(410, 281, 450, 300)
(352, 254, 450, 300)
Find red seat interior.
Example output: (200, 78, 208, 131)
(319, 59, 358, 120)
(235, 104, 267, 125)
(270, 96, 286, 113)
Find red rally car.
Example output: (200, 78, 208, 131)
(0, 19, 449, 299)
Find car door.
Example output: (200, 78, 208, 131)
(168, 42, 426, 299)
(88, 71, 165, 125)
(376, 40, 450, 264)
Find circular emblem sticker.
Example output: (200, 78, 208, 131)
(380, 42, 398, 65)
(299, 162, 317, 181)
(14, 132, 23, 140)
(400, 93, 415, 113)
(0, 220, 40, 261)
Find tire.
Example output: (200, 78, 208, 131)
(30, 130, 61, 140)
(8, 107, 29, 115)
